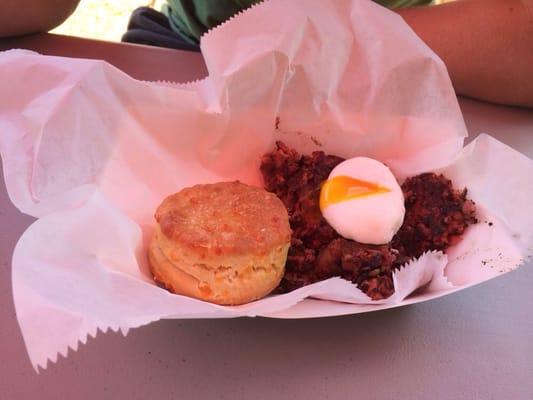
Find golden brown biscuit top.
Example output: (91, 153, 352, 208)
(155, 181, 291, 257)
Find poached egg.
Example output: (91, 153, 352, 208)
(319, 157, 405, 245)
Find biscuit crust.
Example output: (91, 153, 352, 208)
(155, 181, 291, 257)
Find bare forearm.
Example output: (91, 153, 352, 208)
(0, 0, 80, 38)
(398, 0, 533, 108)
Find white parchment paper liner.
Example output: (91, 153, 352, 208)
(0, 0, 531, 370)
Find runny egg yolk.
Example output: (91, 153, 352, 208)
(319, 175, 391, 211)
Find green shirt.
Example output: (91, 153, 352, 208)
(163, 0, 432, 44)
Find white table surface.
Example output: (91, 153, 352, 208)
(1, 35, 532, 400)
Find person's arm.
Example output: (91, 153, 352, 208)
(398, 0, 533, 108)
(0, 0, 80, 38)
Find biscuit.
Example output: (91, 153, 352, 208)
(149, 181, 291, 305)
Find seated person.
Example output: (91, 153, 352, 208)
(1, 0, 532, 108)
(122, 0, 431, 51)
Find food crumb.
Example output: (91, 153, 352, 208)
(275, 116, 280, 130)
(310, 136, 322, 146)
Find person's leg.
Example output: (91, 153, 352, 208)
(122, 7, 200, 52)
